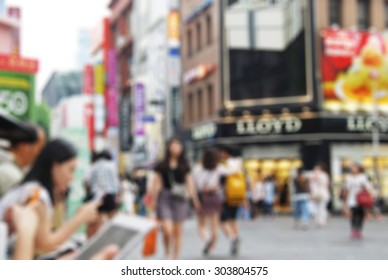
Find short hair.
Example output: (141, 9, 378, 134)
(202, 148, 219, 171)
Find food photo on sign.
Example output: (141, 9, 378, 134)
(321, 28, 388, 113)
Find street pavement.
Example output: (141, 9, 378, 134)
(129, 216, 388, 260)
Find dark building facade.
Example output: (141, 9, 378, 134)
(181, 0, 388, 211)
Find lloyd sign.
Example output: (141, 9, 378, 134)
(0, 71, 34, 119)
(347, 116, 388, 133)
(236, 117, 303, 135)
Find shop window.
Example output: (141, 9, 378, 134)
(198, 89, 203, 120)
(187, 29, 193, 57)
(188, 93, 194, 123)
(385, 1, 388, 29)
(206, 14, 212, 45)
(197, 21, 202, 51)
(207, 84, 214, 116)
(329, 0, 342, 26)
(357, 0, 370, 30)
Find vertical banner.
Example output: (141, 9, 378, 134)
(83, 64, 95, 151)
(107, 50, 118, 127)
(134, 83, 145, 137)
(133, 83, 147, 162)
(94, 64, 105, 134)
(7, 6, 21, 55)
(119, 94, 132, 152)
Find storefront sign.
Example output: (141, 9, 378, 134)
(94, 64, 104, 95)
(119, 94, 132, 152)
(134, 83, 146, 137)
(192, 122, 217, 141)
(0, 71, 34, 119)
(183, 64, 216, 85)
(347, 116, 388, 133)
(236, 117, 303, 136)
(168, 11, 180, 41)
(82, 65, 94, 94)
(107, 50, 118, 126)
(321, 28, 388, 113)
(0, 54, 38, 74)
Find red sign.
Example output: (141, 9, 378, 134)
(82, 65, 94, 94)
(321, 28, 388, 111)
(0, 55, 38, 74)
(183, 64, 216, 85)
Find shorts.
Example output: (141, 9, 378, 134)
(220, 203, 239, 222)
(157, 189, 190, 222)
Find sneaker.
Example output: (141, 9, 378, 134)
(231, 238, 240, 256)
(351, 230, 362, 240)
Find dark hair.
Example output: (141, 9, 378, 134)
(21, 139, 77, 203)
(157, 138, 190, 174)
(96, 150, 113, 161)
(10, 122, 39, 148)
(202, 148, 219, 171)
(316, 162, 328, 173)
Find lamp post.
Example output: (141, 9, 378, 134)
(370, 70, 387, 194)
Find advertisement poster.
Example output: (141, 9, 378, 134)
(321, 28, 388, 113)
(0, 71, 35, 119)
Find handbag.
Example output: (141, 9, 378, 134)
(168, 171, 188, 199)
(356, 188, 374, 208)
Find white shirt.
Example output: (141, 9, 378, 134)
(192, 164, 222, 192)
(0, 161, 24, 198)
(0, 181, 52, 221)
(309, 170, 330, 201)
(89, 159, 120, 198)
(345, 173, 374, 208)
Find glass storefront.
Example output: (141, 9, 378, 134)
(244, 158, 303, 213)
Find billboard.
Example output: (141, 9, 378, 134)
(321, 28, 388, 113)
(0, 71, 35, 119)
(223, 0, 313, 107)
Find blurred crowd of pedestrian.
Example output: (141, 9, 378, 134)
(0, 112, 384, 260)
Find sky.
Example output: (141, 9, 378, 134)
(5, 0, 109, 100)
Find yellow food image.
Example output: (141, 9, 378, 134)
(361, 46, 383, 68)
(342, 68, 372, 102)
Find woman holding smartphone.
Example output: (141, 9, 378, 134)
(0, 139, 99, 256)
(150, 138, 201, 260)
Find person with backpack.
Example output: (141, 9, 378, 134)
(292, 168, 310, 229)
(218, 145, 246, 256)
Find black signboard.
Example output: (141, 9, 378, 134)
(119, 94, 132, 151)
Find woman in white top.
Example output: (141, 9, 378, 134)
(0, 139, 99, 257)
(343, 164, 375, 239)
(193, 148, 223, 256)
(309, 163, 331, 227)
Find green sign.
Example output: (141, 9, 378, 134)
(0, 71, 35, 120)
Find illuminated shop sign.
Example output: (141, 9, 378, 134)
(236, 117, 303, 136)
(192, 122, 217, 141)
(183, 64, 216, 85)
